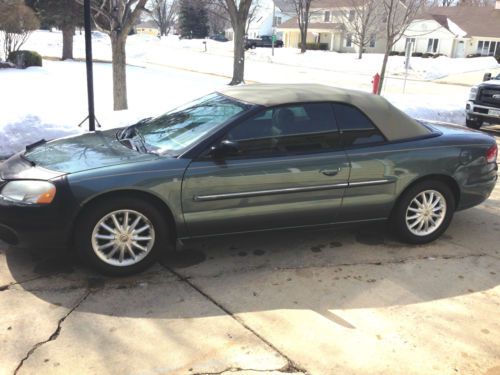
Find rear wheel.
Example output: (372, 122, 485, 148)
(392, 180, 455, 244)
(466, 118, 482, 129)
(76, 197, 170, 276)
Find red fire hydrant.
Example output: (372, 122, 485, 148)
(372, 73, 380, 95)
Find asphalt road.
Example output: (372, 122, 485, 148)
(1, 137, 499, 375)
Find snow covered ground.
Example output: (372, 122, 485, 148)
(1, 30, 498, 158)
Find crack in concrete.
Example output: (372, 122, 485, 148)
(192, 365, 306, 375)
(0, 275, 52, 292)
(162, 265, 308, 375)
(12, 289, 93, 375)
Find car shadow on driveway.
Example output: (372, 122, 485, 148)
(3, 209, 499, 320)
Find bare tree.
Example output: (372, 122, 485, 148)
(147, 0, 178, 36)
(245, 0, 260, 35)
(78, 0, 148, 110)
(289, 0, 314, 53)
(205, 0, 230, 34)
(0, 0, 40, 60)
(377, 0, 424, 94)
(218, 0, 254, 85)
(339, 0, 381, 59)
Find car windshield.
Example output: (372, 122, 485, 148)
(135, 93, 250, 155)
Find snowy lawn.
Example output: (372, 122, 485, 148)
(23, 31, 500, 81)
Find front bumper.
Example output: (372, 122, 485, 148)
(0, 179, 77, 249)
(466, 101, 500, 122)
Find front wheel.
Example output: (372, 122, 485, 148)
(392, 181, 455, 244)
(76, 197, 170, 276)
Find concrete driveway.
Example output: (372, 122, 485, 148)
(1, 155, 499, 375)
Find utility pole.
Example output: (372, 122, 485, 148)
(272, 2, 276, 56)
(84, 0, 96, 131)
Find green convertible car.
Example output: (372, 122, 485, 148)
(0, 84, 497, 275)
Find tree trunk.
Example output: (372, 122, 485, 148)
(230, 22, 245, 85)
(377, 46, 390, 95)
(62, 25, 74, 60)
(111, 34, 128, 110)
(300, 28, 307, 53)
(357, 47, 363, 59)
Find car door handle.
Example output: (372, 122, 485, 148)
(320, 168, 340, 177)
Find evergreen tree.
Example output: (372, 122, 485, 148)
(179, 0, 209, 39)
(32, 0, 83, 60)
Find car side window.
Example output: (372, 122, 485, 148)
(224, 103, 340, 157)
(332, 103, 385, 146)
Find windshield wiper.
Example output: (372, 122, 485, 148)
(117, 118, 153, 153)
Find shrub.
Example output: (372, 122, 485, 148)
(433, 53, 444, 58)
(7, 50, 42, 68)
(411, 52, 423, 57)
(0, 61, 15, 69)
(466, 53, 481, 58)
(389, 51, 399, 56)
(304, 43, 329, 51)
(0, 0, 40, 59)
(495, 54, 500, 63)
(397, 51, 406, 56)
(421, 53, 434, 58)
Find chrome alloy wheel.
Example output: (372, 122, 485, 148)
(405, 190, 447, 237)
(91, 209, 156, 267)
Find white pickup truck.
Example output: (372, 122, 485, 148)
(466, 73, 500, 129)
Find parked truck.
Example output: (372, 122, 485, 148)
(245, 35, 284, 50)
(466, 73, 500, 129)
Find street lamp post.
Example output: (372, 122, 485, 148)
(272, 3, 276, 57)
(84, 0, 96, 132)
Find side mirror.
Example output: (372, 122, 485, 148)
(209, 140, 240, 159)
(483, 72, 492, 81)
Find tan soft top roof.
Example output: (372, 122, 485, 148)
(218, 84, 430, 141)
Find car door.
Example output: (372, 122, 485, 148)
(181, 102, 351, 236)
(332, 103, 397, 222)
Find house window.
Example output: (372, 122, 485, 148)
(273, 16, 282, 26)
(324, 11, 331, 22)
(405, 37, 416, 52)
(477, 40, 499, 56)
(346, 34, 352, 47)
(427, 38, 439, 53)
(348, 10, 355, 21)
(369, 34, 376, 48)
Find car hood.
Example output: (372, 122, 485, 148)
(5, 129, 159, 178)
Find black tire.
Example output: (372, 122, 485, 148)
(75, 197, 171, 276)
(391, 180, 455, 244)
(466, 118, 482, 129)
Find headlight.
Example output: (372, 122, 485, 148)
(0, 181, 56, 204)
(469, 86, 478, 100)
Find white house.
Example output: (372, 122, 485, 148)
(225, 0, 294, 40)
(277, 0, 388, 53)
(393, 2, 500, 58)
